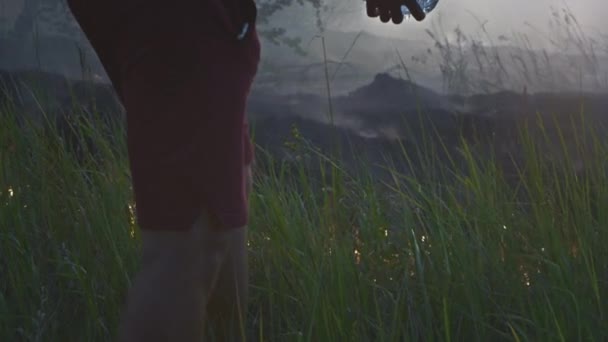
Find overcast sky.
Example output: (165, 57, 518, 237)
(331, 0, 606, 45)
(1, 0, 605, 44)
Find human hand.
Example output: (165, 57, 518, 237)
(366, 0, 426, 24)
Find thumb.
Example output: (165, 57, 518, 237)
(402, 0, 426, 21)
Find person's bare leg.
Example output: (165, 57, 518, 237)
(205, 226, 249, 341)
(206, 163, 252, 341)
(118, 164, 253, 341)
(117, 215, 229, 342)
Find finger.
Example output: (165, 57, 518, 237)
(391, 5, 404, 24)
(366, 0, 379, 17)
(402, 0, 426, 21)
(379, 6, 391, 23)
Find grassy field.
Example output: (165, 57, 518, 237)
(1, 96, 608, 342)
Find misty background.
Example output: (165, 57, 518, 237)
(1, 0, 607, 95)
(1, 0, 607, 181)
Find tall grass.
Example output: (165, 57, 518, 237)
(410, 6, 608, 95)
(1, 5, 607, 340)
(1, 88, 607, 341)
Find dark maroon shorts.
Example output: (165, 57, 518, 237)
(69, 1, 260, 231)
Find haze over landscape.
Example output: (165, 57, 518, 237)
(1, 0, 607, 170)
(0, 0, 605, 183)
(1, 0, 607, 95)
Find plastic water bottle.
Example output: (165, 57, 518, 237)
(401, 0, 440, 17)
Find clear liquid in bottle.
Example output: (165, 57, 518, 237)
(401, 0, 440, 17)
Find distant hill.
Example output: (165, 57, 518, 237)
(0, 68, 121, 126)
(3, 69, 607, 184)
